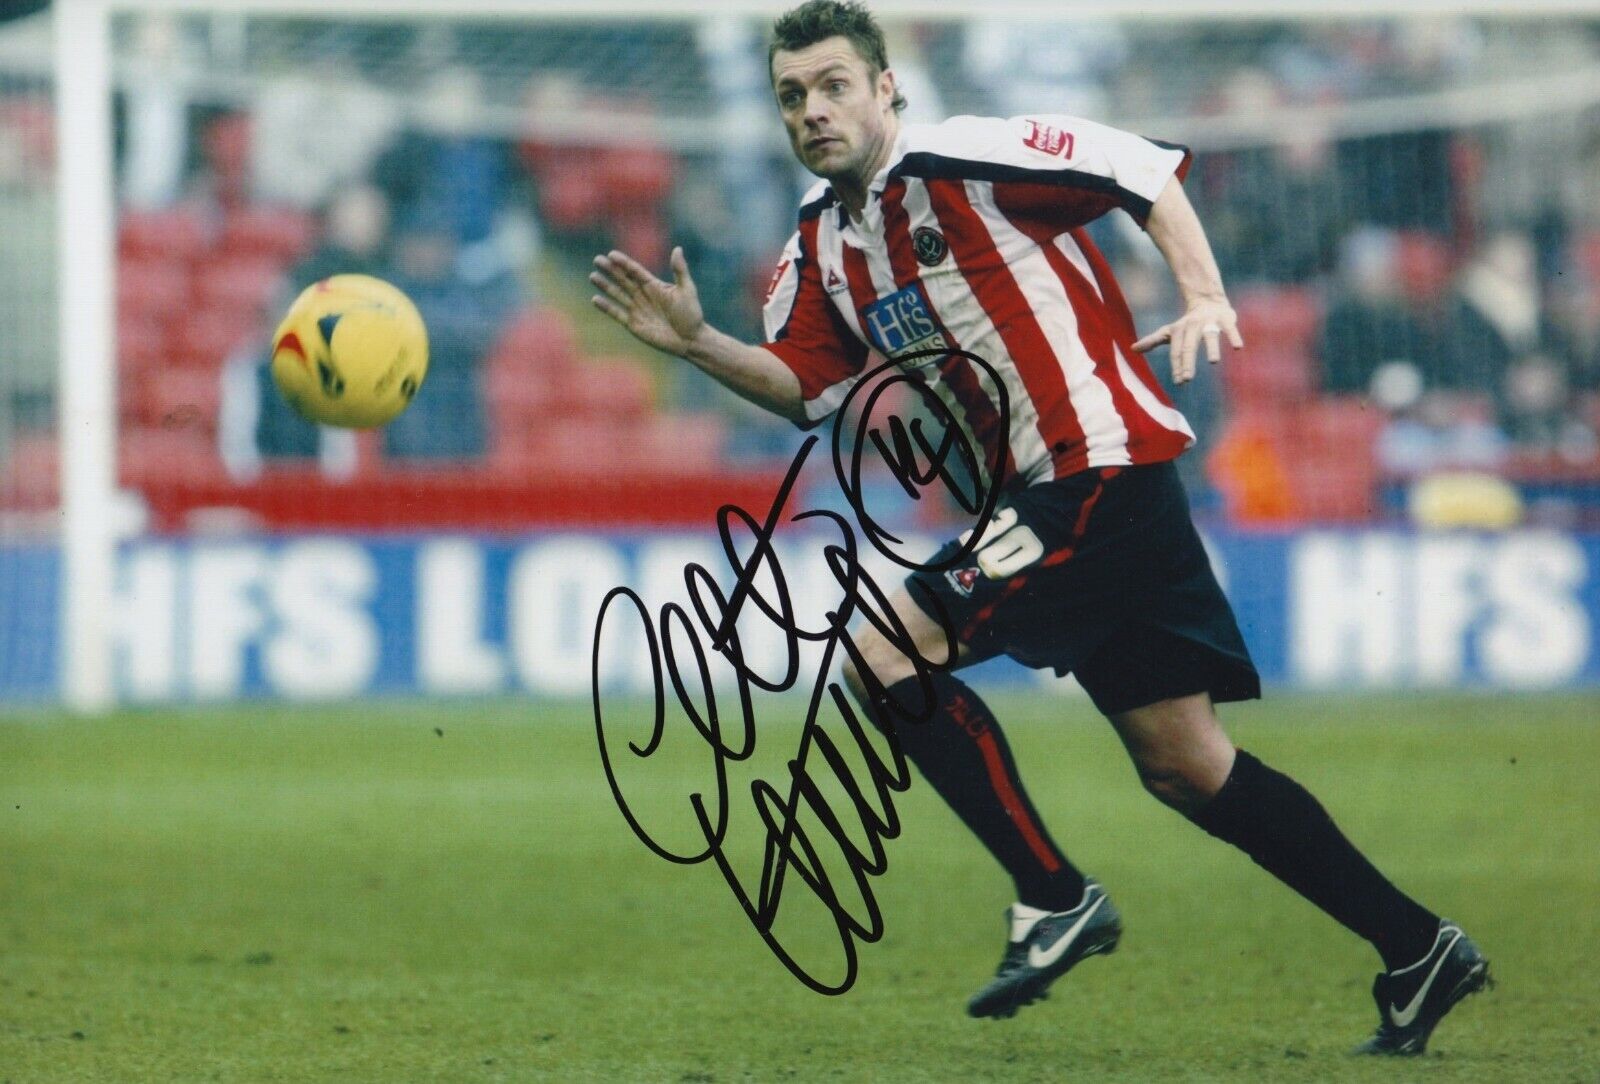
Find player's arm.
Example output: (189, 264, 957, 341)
(1132, 177, 1246, 384)
(591, 248, 805, 423)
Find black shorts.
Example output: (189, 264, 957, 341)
(908, 461, 1260, 716)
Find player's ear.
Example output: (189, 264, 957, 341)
(878, 68, 897, 110)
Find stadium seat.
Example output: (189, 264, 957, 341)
(1221, 345, 1315, 409)
(488, 306, 581, 373)
(537, 160, 607, 231)
(143, 367, 222, 434)
(170, 308, 261, 370)
(118, 425, 225, 487)
(1206, 408, 1300, 523)
(0, 431, 58, 504)
(117, 315, 170, 375)
(118, 208, 211, 264)
(630, 414, 727, 471)
(218, 206, 316, 263)
(1274, 398, 1383, 522)
(0, 95, 53, 172)
(558, 357, 655, 421)
(117, 258, 191, 322)
(1233, 285, 1321, 355)
(522, 417, 638, 475)
(612, 210, 667, 271)
(191, 255, 286, 312)
(597, 145, 677, 213)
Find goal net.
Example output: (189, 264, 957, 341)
(5, 3, 1600, 707)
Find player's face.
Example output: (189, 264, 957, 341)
(771, 37, 896, 185)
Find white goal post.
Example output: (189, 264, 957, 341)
(53, 0, 1600, 711)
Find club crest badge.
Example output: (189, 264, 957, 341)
(913, 226, 948, 267)
(946, 565, 981, 597)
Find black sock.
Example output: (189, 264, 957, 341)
(875, 674, 1085, 912)
(1189, 749, 1440, 970)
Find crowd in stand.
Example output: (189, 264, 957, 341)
(4, 14, 1600, 526)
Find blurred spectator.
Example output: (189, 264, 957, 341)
(373, 66, 512, 251)
(380, 205, 521, 461)
(1370, 360, 1507, 475)
(963, 18, 1127, 120)
(1440, 228, 1543, 391)
(251, 36, 399, 210)
(121, 14, 194, 210)
(1498, 352, 1599, 461)
(1545, 261, 1600, 395)
(695, 17, 797, 267)
(286, 184, 392, 295)
(1206, 127, 1344, 285)
(1319, 227, 1439, 393)
(0, 116, 52, 464)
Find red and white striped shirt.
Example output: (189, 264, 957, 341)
(761, 114, 1196, 489)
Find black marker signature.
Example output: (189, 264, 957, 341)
(593, 349, 1008, 994)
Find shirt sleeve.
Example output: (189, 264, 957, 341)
(926, 113, 1191, 233)
(758, 227, 870, 428)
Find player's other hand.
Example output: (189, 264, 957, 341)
(591, 247, 705, 357)
(1131, 299, 1244, 384)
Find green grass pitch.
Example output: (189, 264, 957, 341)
(3, 692, 1598, 1083)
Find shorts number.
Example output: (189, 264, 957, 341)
(958, 507, 1045, 580)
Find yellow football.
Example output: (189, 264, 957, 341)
(270, 274, 429, 428)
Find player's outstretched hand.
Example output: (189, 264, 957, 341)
(1131, 299, 1244, 384)
(591, 247, 705, 357)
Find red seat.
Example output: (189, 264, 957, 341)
(0, 95, 53, 172)
(525, 417, 637, 475)
(117, 259, 190, 322)
(1222, 346, 1315, 409)
(119, 208, 210, 264)
(142, 367, 222, 434)
(218, 206, 316, 262)
(171, 308, 261, 370)
(1234, 286, 1321, 355)
(0, 431, 59, 503)
(611, 210, 667, 270)
(597, 146, 677, 212)
(192, 255, 285, 312)
(632, 414, 726, 471)
(538, 160, 607, 230)
(1276, 398, 1382, 522)
(488, 306, 580, 373)
(118, 426, 224, 487)
(117, 318, 170, 379)
(554, 357, 654, 421)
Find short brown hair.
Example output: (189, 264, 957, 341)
(769, 1, 907, 114)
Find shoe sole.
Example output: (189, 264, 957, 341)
(970, 925, 1122, 1020)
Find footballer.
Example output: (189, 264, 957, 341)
(591, 0, 1488, 1055)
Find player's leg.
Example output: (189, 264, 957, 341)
(842, 584, 1119, 1020)
(1092, 655, 1488, 1054)
(1073, 459, 1488, 1052)
(839, 586, 1087, 915)
(1106, 684, 1443, 969)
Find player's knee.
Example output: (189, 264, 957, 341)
(840, 631, 917, 707)
(1134, 755, 1218, 815)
